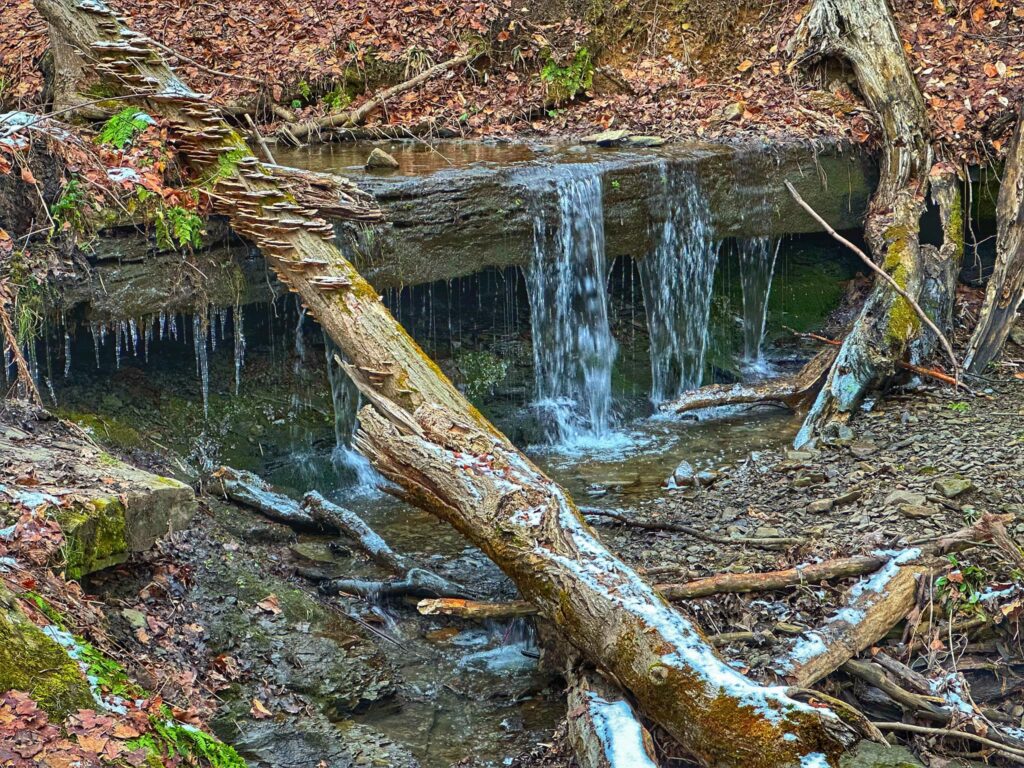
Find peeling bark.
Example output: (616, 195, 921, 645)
(32, 2, 854, 763)
(791, 0, 934, 446)
(965, 105, 1024, 372)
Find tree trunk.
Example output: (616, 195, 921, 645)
(33, 1, 854, 764)
(566, 668, 660, 768)
(964, 106, 1024, 372)
(791, 0, 934, 446)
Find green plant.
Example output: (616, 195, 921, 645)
(50, 178, 90, 235)
(7, 250, 46, 345)
(322, 88, 350, 111)
(456, 350, 510, 400)
(610, 179, 621, 191)
(97, 108, 153, 149)
(936, 555, 988, 614)
(947, 401, 970, 413)
(297, 80, 312, 100)
(155, 206, 204, 251)
(540, 47, 594, 105)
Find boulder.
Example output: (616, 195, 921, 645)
(365, 147, 400, 170)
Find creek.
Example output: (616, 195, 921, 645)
(19, 139, 869, 767)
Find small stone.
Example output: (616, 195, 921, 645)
(834, 489, 864, 507)
(1009, 321, 1024, 347)
(849, 440, 878, 458)
(669, 460, 695, 487)
(900, 504, 938, 519)
(754, 526, 782, 538)
(580, 129, 630, 146)
(807, 499, 834, 514)
(695, 469, 720, 487)
(786, 450, 814, 462)
(121, 608, 147, 629)
(884, 490, 926, 508)
(365, 147, 400, 170)
(933, 476, 975, 499)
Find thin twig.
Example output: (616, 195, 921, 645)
(785, 180, 961, 378)
(872, 722, 1024, 762)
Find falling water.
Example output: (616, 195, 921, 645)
(737, 237, 781, 368)
(639, 165, 719, 403)
(192, 313, 210, 417)
(524, 166, 617, 447)
(324, 334, 378, 488)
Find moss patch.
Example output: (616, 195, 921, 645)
(0, 588, 93, 720)
(54, 497, 130, 579)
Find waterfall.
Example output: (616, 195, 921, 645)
(324, 334, 378, 488)
(525, 165, 617, 447)
(737, 236, 780, 367)
(639, 165, 719, 403)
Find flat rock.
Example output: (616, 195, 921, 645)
(807, 499, 834, 514)
(884, 490, 926, 508)
(900, 504, 938, 519)
(625, 135, 666, 147)
(580, 129, 630, 146)
(933, 475, 975, 499)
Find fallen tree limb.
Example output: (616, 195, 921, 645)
(320, 568, 472, 599)
(417, 553, 898, 619)
(566, 668, 659, 768)
(777, 515, 1007, 687)
(965, 104, 1024, 373)
(282, 53, 475, 143)
(302, 490, 408, 573)
(660, 347, 838, 415)
(213, 466, 320, 531)
(841, 660, 948, 722)
(36, 4, 853, 763)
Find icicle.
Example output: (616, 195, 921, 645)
(63, 333, 71, 378)
(159, 311, 167, 340)
(114, 323, 122, 369)
(144, 317, 152, 362)
(233, 304, 245, 396)
(169, 313, 178, 341)
(193, 313, 209, 417)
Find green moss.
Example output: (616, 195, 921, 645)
(455, 350, 509, 400)
(540, 48, 594, 105)
(880, 226, 921, 348)
(55, 497, 129, 579)
(0, 588, 93, 720)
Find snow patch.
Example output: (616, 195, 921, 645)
(586, 692, 659, 768)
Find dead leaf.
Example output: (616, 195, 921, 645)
(256, 594, 281, 614)
(250, 699, 272, 719)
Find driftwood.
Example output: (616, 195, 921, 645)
(281, 53, 475, 143)
(661, 347, 838, 415)
(566, 668, 659, 768)
(213, 466, 320, 531)
(791, 0, 937, 446)
(966, 104, 1024, 372)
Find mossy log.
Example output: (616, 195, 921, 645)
(33, 2, 854, 763)
(790, 0, 936, 446)
(965, 105, 1024, 372)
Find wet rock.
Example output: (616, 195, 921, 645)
(365, 147, 400, 170)
(900, 504, 938, 519)
(884, 490, 926, 508)
(695, 469, 720, 486)
(580, 129, 630, 146)
(933, 475, 975, 499)
(806, 499, 834, 514)
(668, 460, 696, 487)
(625, 135, 666, 147)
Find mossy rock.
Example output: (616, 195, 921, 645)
(0, 586, 93, 720)
(56, 497, 130, 579)
(840, 741, 923, 768)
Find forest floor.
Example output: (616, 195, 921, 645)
(2, 0, 1024, 163)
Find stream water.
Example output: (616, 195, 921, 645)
(28, 140, 867, 767)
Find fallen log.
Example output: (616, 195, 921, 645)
(790, 0, 937, 446)
(35, 4, 854, 763)
(965, 104, 1024, 373)
(213, 466, 320, 531)
(661, 347, 838, 415)
(282, 53, 475, 143)
(566, 668, 659, 768)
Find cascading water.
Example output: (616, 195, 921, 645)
(524, 165, 617, 448)
(324, 334, 379, 489)
(737, 236, 781, 369)
(639, 164, 719, 404)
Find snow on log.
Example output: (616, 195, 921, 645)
(567, 669, 659, 768)
(32, 2, 854, 764)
